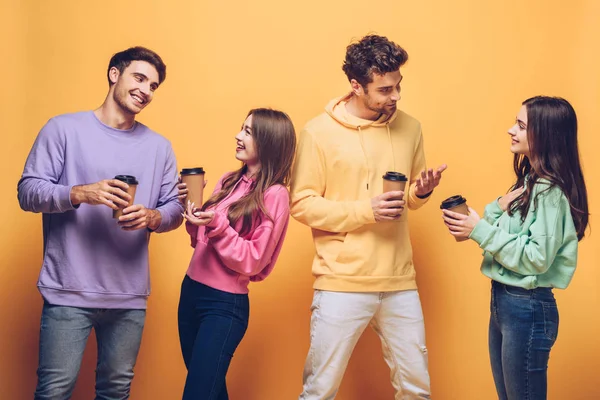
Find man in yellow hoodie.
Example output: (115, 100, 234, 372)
(291, 35, 446, 399)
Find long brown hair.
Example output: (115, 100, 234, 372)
(508, 96, 589, 240)
(202, 108, 296, 235)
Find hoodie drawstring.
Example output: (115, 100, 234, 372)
(357, 126, 370, 190)
(386, 123, 395, 172)
(358, 123, 396, 191)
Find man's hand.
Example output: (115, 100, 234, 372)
(118, 205, 162, 231)
(70, 179, 131, 209)
(371, 191, 405, 222)
(498, 187, 525, 211)
(415, 164, 448, 198)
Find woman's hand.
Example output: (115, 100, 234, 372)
(182, 200, 215, 226)
(442, 207, 481, 241)
(498, 187, 524, 211)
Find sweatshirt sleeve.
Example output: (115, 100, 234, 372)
(406, 132, 430, 210)
(153, 142, 184, 233)
(17, 118, 77, 214)
(204, 186, 290, 277)
(290, 128, 375, 233)
(482, 198, 504, 225)
(469, 189, 569, 275)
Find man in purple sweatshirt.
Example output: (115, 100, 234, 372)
(17, 46, 184, 399)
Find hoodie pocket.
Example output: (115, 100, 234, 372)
(334, 232, 366, 275)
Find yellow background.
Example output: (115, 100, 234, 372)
(1, 1, 598, 398)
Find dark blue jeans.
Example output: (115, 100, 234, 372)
(489, 280, 559, 400)
(34, 302, 145, 400)
(178, 276, 249, 400)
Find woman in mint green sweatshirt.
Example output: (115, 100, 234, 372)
(442, 96, 589, 400)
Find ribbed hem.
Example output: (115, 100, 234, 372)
(39, 286, 148, 309)
(313, 274, 418, 292)
(186, 271, 250, 295)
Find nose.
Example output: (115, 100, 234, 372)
(140, 84, 151, 96)
(508, 124, 517, 136)
(235, 130, 244, 141)
(391, 88, 400, 101)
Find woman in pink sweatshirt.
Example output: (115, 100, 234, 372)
(177, 108, 296, 400)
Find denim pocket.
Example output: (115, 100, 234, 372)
(503, 284, 532, 299)
(542, 303, 559, 341)
(311, 290, 322, 312)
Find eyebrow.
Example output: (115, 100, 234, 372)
(517, 118, 527, 126)
(377, 76, 403, 90)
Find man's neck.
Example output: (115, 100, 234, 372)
(95, 96, 136, 130)
(345, 95, 381, 121)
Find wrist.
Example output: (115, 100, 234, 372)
(148, 209, 162, 231)
(70, 185, 85, 206)
(416, 190, 433, 199)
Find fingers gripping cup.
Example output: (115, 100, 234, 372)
(180, 167, 205, 209)
(383, 171, 408, 198)
(440, 195, 469, 242)
(113, 175, 138, 219)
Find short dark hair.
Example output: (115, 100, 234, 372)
(107, 46, 166, 86)
(342, 35, 408, 87)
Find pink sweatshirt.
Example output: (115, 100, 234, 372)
(185, 173, 290, 294)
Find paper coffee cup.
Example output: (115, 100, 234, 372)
(113, 175, 138, 219)
(180, 167, 205, 208)
(383, 171, 408, 196)
(440, 195, 469, 241)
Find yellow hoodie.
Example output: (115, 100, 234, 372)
(290, 94, 429, 292)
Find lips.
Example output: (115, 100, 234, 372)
(130, 92, 146, 106)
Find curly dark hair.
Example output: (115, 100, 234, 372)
(342, 35, 408, 88)
(107, 46, 166, 86)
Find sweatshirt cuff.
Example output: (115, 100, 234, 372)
(205, 212, 229, 238)
(59, 185, 78, 212)
(407, 183, 430, 209)
(356, 199, 376, 224)
(470, 219, 493, 245)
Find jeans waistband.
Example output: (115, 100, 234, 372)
(492, 280, 555, 302)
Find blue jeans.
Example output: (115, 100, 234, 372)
(489, 281, 559, 400)
(34, 302, 145, 400)
(178, 276, 249, 400)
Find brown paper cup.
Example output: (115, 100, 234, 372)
(441, 195, 469, 241)
(112, 175, 138, 219)
(180, 168, 205, 209)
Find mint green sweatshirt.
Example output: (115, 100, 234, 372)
(469, 180, 578, 289)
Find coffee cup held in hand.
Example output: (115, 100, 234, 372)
(112, 175, 138, 219)
(382, 172, 408, 203)
(180, 167, 205, 209)
(440, 195, 469, 241)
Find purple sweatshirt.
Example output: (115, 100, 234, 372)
(17, 111, 184, 309)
